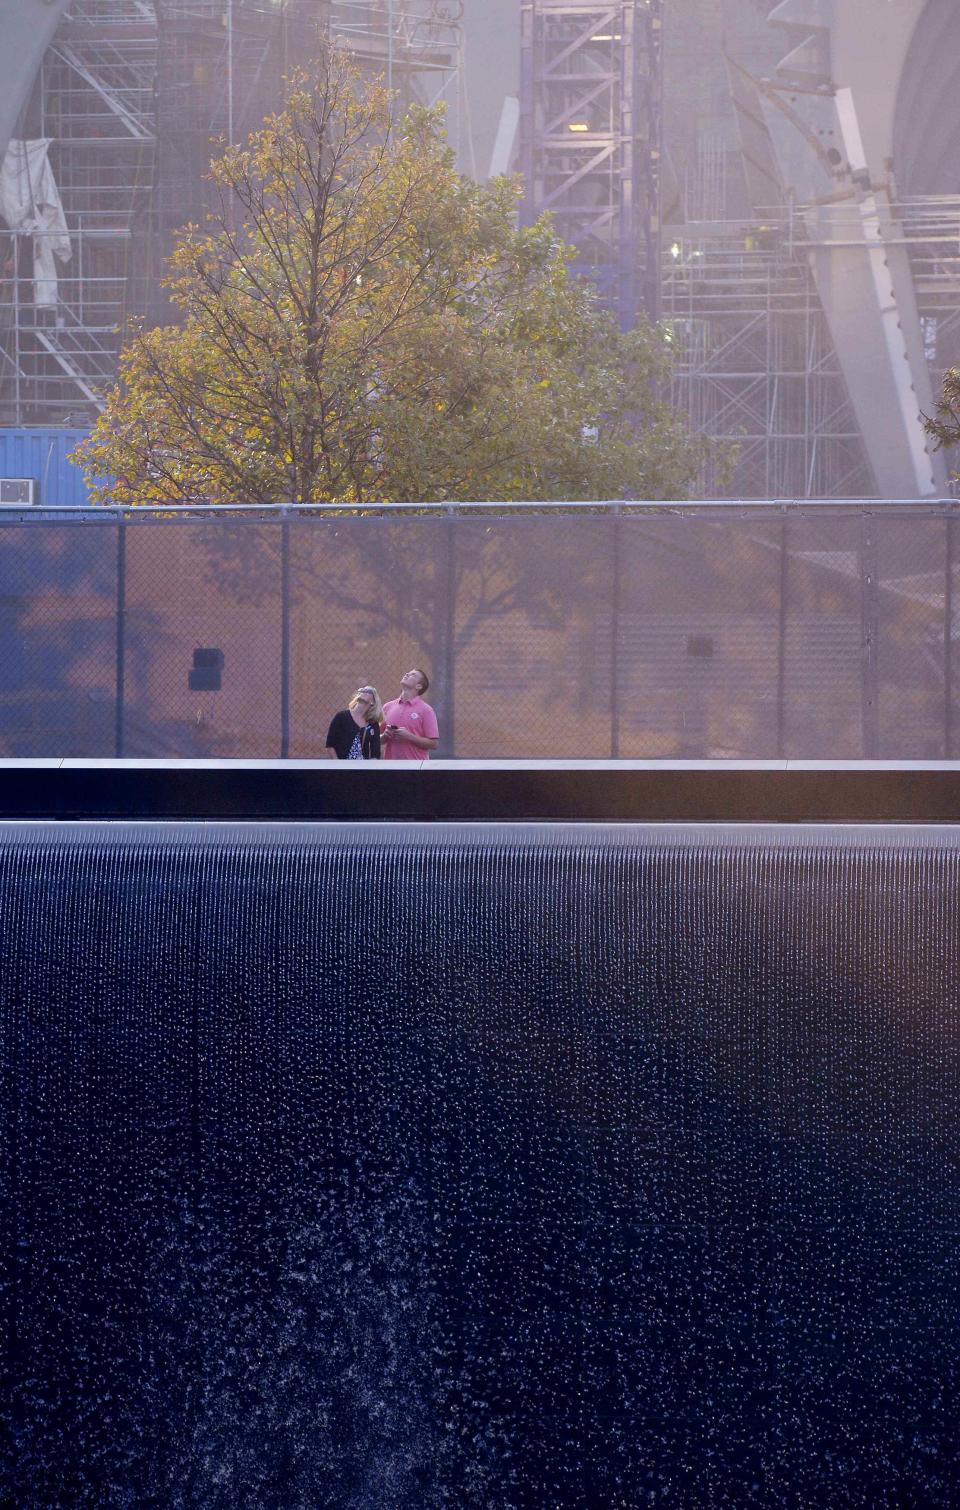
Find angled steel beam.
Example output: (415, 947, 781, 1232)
(52, 42, 153, 139)
(0, 0, 72, 167)
(759, 0, 948, 497)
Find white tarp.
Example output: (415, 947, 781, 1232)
(0, 138, 71, 307)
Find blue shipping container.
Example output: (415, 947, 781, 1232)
(0, 428, 95, 506)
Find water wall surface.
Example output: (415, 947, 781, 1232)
(3, 822, 960, 1507)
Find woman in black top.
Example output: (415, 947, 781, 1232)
(325, 685, 383, 760)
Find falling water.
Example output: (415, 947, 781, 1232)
(3, 823, 960, 1507)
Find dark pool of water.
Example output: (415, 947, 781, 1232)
(3, 824, 959, 1507)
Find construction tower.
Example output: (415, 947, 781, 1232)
(518, 0, 663, 330)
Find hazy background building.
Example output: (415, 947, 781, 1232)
(3, 0, 960, 500)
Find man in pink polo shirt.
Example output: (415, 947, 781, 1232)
(380, 668, 440, 760)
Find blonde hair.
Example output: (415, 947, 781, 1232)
(348, 685, 384, 724)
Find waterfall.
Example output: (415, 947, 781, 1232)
(4, 823, 959, 1506)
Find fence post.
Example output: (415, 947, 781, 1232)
(946, 514, 955, 759)
(280, 508, 291, 759)
(860, 512, 880, 759)
(443, 508, 456, 758)
(776, 514, 788, 758)
(610, 505, 622, 759)
(114, 514, 126, 758)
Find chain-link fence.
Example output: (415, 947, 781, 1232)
(0, 502, 957, 760)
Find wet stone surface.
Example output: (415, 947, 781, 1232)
(2, 825, 960, 1507)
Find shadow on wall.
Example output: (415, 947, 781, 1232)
(0, 510, 953, 760)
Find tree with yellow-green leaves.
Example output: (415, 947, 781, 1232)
(78, 50, 704, 505)
(925, 368, 960, 468)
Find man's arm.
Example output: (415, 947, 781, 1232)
(392, 703, 439, 750)
(390, 728, 438, 750)
(416, 704, 440, 752)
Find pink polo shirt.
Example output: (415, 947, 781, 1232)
(380, 696, 439, 760)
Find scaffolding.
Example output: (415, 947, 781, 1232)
(152, 1, 463, 319)
(519, 0, 663, 330)
(898, 195, 960, 384)
(150, 1, 329, 324)
(663, 221, 873, 498)
(1, 0, 463, 425)
(329, 1, 465, 156)
(663, 197, 960, 499)
(0, 0, 158, 424)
